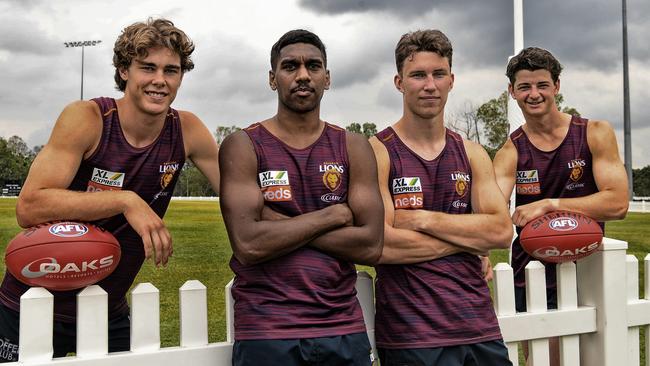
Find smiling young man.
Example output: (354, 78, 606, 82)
(0, 18, 220, 362)
(369, 29, 513, 366)
(219, 29, 383, 366)
(493, 47, 628, 365)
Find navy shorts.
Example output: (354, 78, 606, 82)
(514, 286, 558, 312)
(378, 339, 512, 366)
(0, 304, 130, 363)
(232, 332, 374, 366)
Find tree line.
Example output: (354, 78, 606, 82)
(2, 93, 648, 197)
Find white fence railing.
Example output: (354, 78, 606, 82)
(13, 238, 650, 366)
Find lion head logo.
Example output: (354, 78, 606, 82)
(570, 166, 583, 182)
(160, 168, 175, 189)
(322, 169, 342, 192)
(455, 177, 468, 197)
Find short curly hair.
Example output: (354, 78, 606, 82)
(506, 47, 563, 84)
(395, 29, 453, 75)
(112, 18, 195, 91)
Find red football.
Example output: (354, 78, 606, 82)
(4, 221, 121, 291)
(520, 211, 603, 263)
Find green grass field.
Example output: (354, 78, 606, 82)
(1, 198, 649, 352)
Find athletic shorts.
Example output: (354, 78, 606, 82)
(514, 286, 558, 312)
(0, 304, 130, 363)
(232, 332, 374, 366)
(378, 339, 512, 366)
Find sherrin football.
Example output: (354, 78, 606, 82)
(4, 221, 121, 291)
(520, 211, 603, 263)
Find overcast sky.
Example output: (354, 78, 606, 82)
(0, 0, 648, 168)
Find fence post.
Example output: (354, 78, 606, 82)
(626, 255, 640, 365)
(77, 285, 108, 357)
(525, 261, 550, 366)
(557, 261, 579, 365)
(493, 262, 519, 366)
(225, 279, 234, 343)
(577, 237, 628, 366)
(645, 254, 650, 366)
(180, 280, 208, 347)
(18, 287, 53, 363)
(131, 282, 160, 352)
(356, 271, 376, 359)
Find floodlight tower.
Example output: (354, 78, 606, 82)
(64, 40, 102, 100)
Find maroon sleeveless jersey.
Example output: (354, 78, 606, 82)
(230, 122, 366, 340)
(374, 127, 502, 348)
(511, 115, 600, 288)
(0, 97, 185, 322)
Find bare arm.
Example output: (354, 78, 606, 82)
(492, 138, 517, 204)
(219, 131, 353, 266)
(394, 140, 513, 251)
(368, 136, 470, 265)
(509, 120, 629, 226)
(179, 111, 220, 195)
(15, 101, 173, 266)
(307, 133, 384, 265)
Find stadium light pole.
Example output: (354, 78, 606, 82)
(622, 0, 633, 199)
(64, 40, 102, 100)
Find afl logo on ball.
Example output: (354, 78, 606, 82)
(48, 222, 89, 237)
(549, 217, 578, 232)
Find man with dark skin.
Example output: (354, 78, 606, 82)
(219, 29, 383, 366)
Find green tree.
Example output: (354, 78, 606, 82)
(214, 125, 241, 144)
(345, 122, 377, 138)
(173, 162, 217, 197)
(476, 91, 509, 157)
(0, 136, 34, 185)
(633, 166, 650, 196)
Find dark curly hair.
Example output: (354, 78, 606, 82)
(112, 18, 195, 91)
(506, 47, 563, 84)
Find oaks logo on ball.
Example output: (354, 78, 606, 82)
(20, 256, 115, 279)
(532, 242, 600, 260)
(548, 217, 578, 232)
(48, 222, 88, 237)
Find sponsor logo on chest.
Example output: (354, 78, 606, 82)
(160, 162, 180, 189)
(392, 177, 423, 209)
(567, 158, 586, 183)
(516, 169, 541, 195)
(450, 171, 470, 197)
(320, 162, 345, 193)
(88, 168, 125, 192)
(259, 170, 292, 202)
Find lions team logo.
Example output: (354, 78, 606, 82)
(319, 162, 345, 192)
(159, 162, 180, 189)
(568, 159, 585, 182)
(451, 171, 471, 197)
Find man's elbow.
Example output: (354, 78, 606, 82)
(15, 196, 38, 228)
(612, 200, 629, 220)
(231, 240, 266, 266)
(358, 232, 384, 266)
(489, 222, 513, 250)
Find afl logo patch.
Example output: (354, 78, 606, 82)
(49, 222, 89, 237)
(549, 217, 578, 232)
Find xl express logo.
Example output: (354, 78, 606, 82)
(516, 170, 541, 195)
(392, 177, 423, 209)
(87, 168, 125, 192)
(259, 171, 292, 202)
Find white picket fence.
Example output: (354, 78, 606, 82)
(12, 238, 650, 365)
